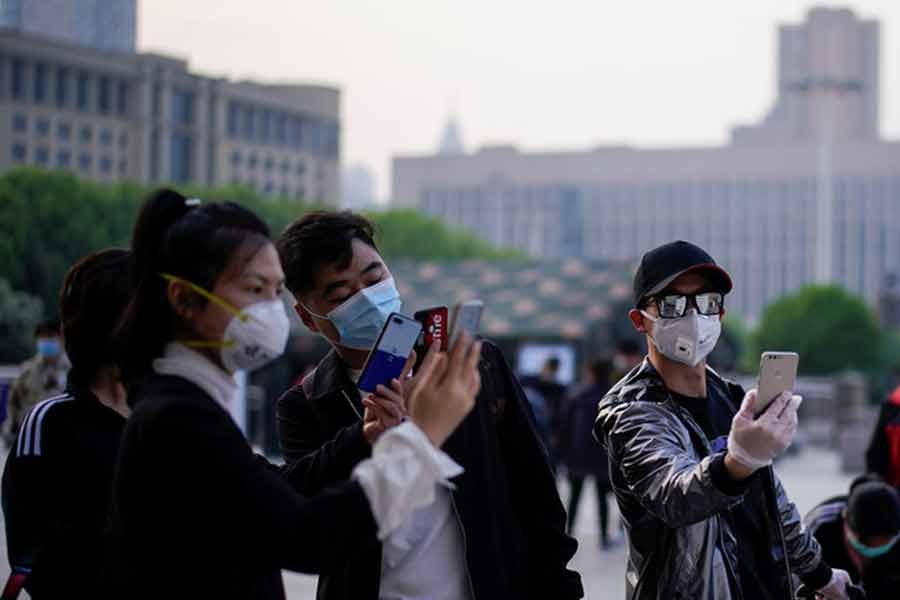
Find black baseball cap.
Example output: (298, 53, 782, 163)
(633, 241, 733, 307)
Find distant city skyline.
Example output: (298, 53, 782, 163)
(138, 1, 900, 202)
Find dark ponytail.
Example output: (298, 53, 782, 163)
(116, 188, 271, 383)
(60, 248, 132, 388)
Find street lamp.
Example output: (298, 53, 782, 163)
(785, 75, 864, 285)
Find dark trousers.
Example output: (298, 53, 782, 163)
(566, 474, 610, 542)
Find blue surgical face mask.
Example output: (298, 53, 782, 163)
(846, 527, 900, 559)
(306, 277, 402, 350)
(37, 338, 61, 358)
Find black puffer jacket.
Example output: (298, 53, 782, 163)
(594, 359, 832, 600)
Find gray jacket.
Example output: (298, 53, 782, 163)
(594, 359, 831, 600)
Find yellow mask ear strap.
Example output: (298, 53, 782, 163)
(159, 273, 248, 322)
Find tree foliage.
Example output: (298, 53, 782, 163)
(753, 285, 882, 376)
(0, 278, 43, 363)
(0, 169, 518, 319)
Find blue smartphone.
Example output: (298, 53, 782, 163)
(358, 313, 423, 393)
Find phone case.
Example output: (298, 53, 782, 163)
(358, 314, 422, 393)
(756, 352, 799, 417)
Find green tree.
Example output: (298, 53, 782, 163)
(753, 285, 882, 375)
(368, 210, 522, 261)
(0, 170, 518, 317)
(0, 278, 43, 363)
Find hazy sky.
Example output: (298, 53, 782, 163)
(140, 1, 900, 201)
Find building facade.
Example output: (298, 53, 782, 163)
(392, 8, 899, 320)
(0, 0, 137, 53)
(0, 28, 340, 204)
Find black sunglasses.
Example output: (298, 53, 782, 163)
(649, 291, 724, 319)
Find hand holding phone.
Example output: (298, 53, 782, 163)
(358, 313, 422, 393)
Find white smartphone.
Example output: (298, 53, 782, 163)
(756, 351, 799, 418)
(449, 300, 484, 346)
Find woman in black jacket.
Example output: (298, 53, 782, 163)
(102, 189, 482, 599)
(2, 248, 132, 598)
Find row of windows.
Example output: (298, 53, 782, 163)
(12, 114, 128, 147)
(3, 55, 130, 116)
(11, 143, 127, 175)
(226, 101, 339, 158)
(230, 151, 305, 175)
(229, 175, 306, 199)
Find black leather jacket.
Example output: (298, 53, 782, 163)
(594, 359, 832, 600)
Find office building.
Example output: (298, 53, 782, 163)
(392, 7, 899, 319)
(0, 27, 341, 204)
(0, 0, 137, 53)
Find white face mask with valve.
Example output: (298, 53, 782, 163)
(640, 308, 721, 367)
(161, 273, 290, 373)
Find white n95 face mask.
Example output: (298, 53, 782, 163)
(219, 299, 290, 373)
(160, 273, 290, 373)
(641, 308, 721, 367)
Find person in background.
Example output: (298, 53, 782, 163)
(610, 339, 643, 382)
(805, 476, 900, 600)
(3, 321, 69, 447)
(595, 240, 851, 600)
(561, 358, 616, 549)
(275, 211, 582, 600)
(102, 190, 484, 599)
(865, 382, 900, 487)
(521, 356, 568, 468)
(2, 249, 132, 598)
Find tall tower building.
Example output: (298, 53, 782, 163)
(0, 0, 137, 53)
(733, 7, 878, 144)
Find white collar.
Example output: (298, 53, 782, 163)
(153, 342, 239, 411)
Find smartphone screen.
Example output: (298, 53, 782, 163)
(756, 351, 799, 418)
(414, 306, 448, 368)
(358, 313, 422, 393)
(449, 300, 484, 346)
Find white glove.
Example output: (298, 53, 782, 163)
(817, 568, 852, 600)
(726, 389, 802, 472)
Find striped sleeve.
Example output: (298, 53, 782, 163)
(15, 394, 74, 458)
(803, 499, 846, 535)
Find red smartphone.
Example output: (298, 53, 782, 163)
(414, 306, 449, 368)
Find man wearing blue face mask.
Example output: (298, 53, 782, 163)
(3, 321, 70, 448)
(595, 240, 851, 600)
(805, 476, 900, 600)
(275, 211, 583, 600)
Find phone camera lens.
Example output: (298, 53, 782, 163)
(393, 318, 402, 325)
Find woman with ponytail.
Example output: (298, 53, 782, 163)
(102, 189, 483, 599)
(2, 248, 132, 598)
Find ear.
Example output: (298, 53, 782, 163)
(720, 308, 727, 321)
(294, 301, 319, 333)
(628, 308, 649, 334)
(166, 279, 196, 320)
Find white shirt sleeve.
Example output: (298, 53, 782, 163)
(352, 421, 464, 540)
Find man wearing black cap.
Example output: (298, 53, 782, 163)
(805, 477, 900, 600)
(594, 241, 852, 599)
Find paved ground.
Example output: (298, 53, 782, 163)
(0, 446, 855, 599)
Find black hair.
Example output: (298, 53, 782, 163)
(60, 248, 132, 388)
(34, 319, 61, 337)
(277, 210, 378, 297)
(847, 480, 900, 540)
(116, 188, 271, 382)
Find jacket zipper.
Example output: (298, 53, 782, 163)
(665, 397, 744, 600)
(450, 494, 477, 600)
(342, 390, 362, 420)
